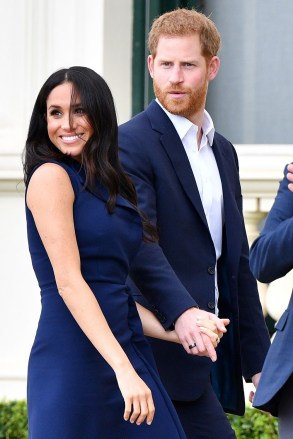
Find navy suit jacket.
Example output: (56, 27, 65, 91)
(119, 100, 270, 415)
(250, 167, 293, 416)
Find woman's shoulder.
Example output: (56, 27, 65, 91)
(30, 161, 70, 183)
(27, 159, 83, 197)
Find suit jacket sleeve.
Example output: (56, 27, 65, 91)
(216, 141, 270, 381)
(119, 125, 198, 329)
(250, 165, 293, 283)
(237, 226, 270, 380)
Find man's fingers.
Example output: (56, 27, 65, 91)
(201, 333, 217, 362)
(184, 333, 217, 361)
(177, 324, 207, 354)
(182, 338, 199, 354)
(181, 331, 204, 355)
(191, 332, 207, 353)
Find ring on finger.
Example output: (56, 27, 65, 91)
(188, 342, 197, 349)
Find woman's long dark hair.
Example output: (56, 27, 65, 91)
(23, 66, 157, 242)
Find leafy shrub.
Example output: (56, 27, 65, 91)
(0, 400, 278, 439)
(228, 408, 278, 438)
(0, 400, 28, 439)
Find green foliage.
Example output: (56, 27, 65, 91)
(0, 400, 278, 439)
(0, 400, 28, 439)
(228, 408, 278, 439)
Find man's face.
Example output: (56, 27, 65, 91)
(148, 34, 218, 124)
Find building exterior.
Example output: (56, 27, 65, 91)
(1, 0, 292, 400)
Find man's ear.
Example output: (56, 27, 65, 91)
(208, 56, 220, 81)
(148, 55, 154, 78)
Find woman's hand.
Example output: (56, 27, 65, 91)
(196, 318, 230, 347)
(115, 365, 155, 426)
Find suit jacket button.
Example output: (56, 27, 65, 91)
(207, 266, 215, 275)
(208, 301, 215, 310)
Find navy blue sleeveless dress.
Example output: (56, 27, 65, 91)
(26, 159, 186, 439)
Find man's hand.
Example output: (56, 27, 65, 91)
(249, 372, 261, 403)
(174, 307, 229, 362)
(286, 163, 293, 192)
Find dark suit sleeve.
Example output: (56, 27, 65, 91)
(250, 165, 293, 283)
(220, 142, 270, 381)
(119, 126, 198, 329)
(238, 231, 270, 380)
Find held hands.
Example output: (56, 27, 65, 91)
(287, 164, 293, 192)
(174, 307, 230, 362)
(198, 317, 230, 347)
(115, 364, 155, 426)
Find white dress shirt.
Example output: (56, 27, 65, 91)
(157, 99, 224, 314)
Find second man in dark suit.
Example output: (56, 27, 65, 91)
(119, 8, 270, 439)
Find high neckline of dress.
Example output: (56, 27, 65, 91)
(66, 156, 83, 171)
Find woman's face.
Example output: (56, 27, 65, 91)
(46, 82, 94, 161)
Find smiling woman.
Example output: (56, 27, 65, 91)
(46, 82, 94, 161)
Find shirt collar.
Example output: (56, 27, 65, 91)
(156, 98, 215, 146)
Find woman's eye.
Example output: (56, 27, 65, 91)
(49, 109, 62, 117)
(75, 107, 85, 115)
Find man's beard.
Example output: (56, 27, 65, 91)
(153, 79, 208, 120)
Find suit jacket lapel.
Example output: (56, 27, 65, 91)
(146, 101, 208, 228)
(147, 101, 244, 270)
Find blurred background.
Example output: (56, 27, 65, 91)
(1, 0, 292, 401)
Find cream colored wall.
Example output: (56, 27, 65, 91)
(0, 0, 132, 400)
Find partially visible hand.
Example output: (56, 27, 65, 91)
(196, 319, 219, 348)
(174, 307, 228, 362)
(115, 365, 155, 425)
(249, 372, 261, 403)
(286, 163, 293, 192)
(197, 318, 230, 347)
(252, 372, 261, 388)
